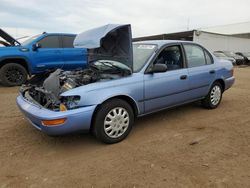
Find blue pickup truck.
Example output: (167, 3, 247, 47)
(0, 29, 87, 86)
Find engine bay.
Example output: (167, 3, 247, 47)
(20, 61, 132, 111)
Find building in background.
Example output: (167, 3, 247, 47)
(133, 22, 250, 52)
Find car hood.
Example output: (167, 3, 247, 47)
(74, 24, 133, 70)
(0, 28, 20, 46)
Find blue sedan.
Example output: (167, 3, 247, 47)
(17, 24, 235, 144)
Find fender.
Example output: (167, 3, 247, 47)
(0, 55, 32, 74)
(97, 94, 141, 115)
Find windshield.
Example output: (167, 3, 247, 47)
(21, 34, 41, 46)
(133, 44, 157, 72)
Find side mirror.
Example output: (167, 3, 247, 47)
(148, 64, 168, 73)
(32, 43, 41, 51)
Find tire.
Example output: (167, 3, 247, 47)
(0, 63, 28, 86)
(93, 99, 134, 144)
(202, 82, 223, 109)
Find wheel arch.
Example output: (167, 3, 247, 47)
(0, 58, 30, 74)
(214, 79, 225, 92)
(90, 95, 139, 131)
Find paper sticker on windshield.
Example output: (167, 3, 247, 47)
(137, 45, 155, 49)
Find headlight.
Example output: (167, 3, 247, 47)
(60, 95, 81, 110)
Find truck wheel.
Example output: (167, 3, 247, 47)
(202, 82, 223, 109)
(93, 99, 134, 144)
(0, 63, 27, 86)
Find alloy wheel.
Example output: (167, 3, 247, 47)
(5, 67, 24, 83)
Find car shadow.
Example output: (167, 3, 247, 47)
(28, 101, 202, 148)
(135, 101, 201, 126)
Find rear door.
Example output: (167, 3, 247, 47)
(61, 35, 87, 70)
(183, 43, 216, 99)
(143, 44, 190, 113)
(32, 35, 64, 71)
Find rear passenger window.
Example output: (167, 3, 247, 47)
(204, 50, 213, 64)
(39, 36, 61, 48)
(62, 36, 75, 48)
(184, 44, 206, 68)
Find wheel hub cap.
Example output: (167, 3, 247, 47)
(210, 85, 221, 106)
(104, 107, 130, 138)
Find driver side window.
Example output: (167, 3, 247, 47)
(38, 36, 61, 48)
(154, 45, 183, 71)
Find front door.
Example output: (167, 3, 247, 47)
(32, 35, 64, 72)
(144, 45, 190, 113)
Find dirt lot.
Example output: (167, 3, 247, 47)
(0, 67, 249, 188)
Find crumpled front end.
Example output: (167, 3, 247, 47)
(16, 94, 96, 135)
(17, 68, 102, 134)
(20, 68, 101, 111)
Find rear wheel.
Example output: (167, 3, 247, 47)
(0, 63, 27, 86)
(202, 82, 223, 109)
(93, 99, 134, 144)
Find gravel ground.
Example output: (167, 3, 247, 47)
(0, 67, 249, 188)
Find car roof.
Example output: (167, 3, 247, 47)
(133, 40, 196, 48)
(44, 33, 76, 36)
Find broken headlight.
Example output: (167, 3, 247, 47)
(60, 95, 81, 110)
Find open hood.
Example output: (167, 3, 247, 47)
(74, 24, 133, 70)
(0, 28, 20, 46)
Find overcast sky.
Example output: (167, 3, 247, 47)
(1, 0, 250, 38)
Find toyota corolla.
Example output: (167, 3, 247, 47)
(16, 24, 235, 144)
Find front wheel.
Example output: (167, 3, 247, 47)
(202, 82, 223, 109)
(93, 99, 134, 144)
(0, 63, 28, 86)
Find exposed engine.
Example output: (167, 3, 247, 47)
(20, 64, 131, 111)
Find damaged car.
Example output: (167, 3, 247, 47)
(17, 24, 235, 144)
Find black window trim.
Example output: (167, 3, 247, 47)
(203, 48, 214, 65)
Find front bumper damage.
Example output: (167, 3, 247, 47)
(16, 95, 96, 135)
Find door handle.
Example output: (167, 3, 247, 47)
(180, 75, 188, 80)
(209, 70, 215, 74)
